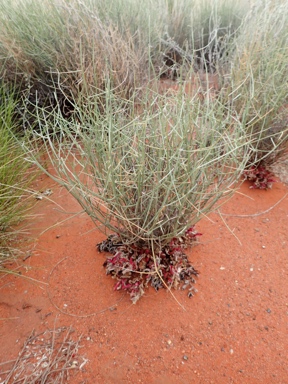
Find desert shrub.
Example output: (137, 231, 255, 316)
(25, 86, 252, 301)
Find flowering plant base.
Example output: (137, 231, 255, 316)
(97, 227, 201, 303)
(243, 165, 276, 190)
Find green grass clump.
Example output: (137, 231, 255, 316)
(0, 86, 36, 272)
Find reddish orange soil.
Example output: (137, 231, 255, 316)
(1, 171, 288, 383)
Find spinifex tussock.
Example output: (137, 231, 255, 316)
(26, 85, 251, 301)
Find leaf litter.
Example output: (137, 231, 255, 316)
(98, 226, 201, 303)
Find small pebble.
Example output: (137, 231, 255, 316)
(70, 361, 78, 368)
(266, 308, 271, 314)
(183, 355, 188, 361)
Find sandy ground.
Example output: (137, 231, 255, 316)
(0, 168, 288, 383)
(1, 76, 288, 383)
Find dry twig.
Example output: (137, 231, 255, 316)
(0, 324, 87, 384)
(218, 192, 288, 218)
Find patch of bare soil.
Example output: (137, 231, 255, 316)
(1, 168, 288, 383)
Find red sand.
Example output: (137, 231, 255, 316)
(1, 171, 287, 383)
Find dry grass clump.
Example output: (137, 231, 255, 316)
(225, 0, 288, 169)
(0, 0, 151, 120)
(0, 0, 251, 118)
(159, 0, 250, 76)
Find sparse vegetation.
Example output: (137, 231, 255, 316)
(0, 0, 287, 300)
(0, 0, 250, 112)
